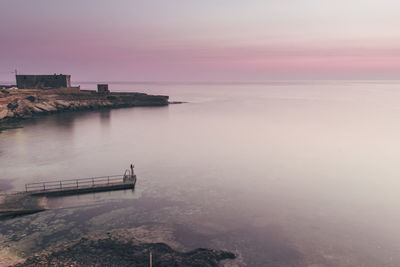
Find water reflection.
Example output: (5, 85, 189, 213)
(99, 109, 111, 126)
(0, 179, 13, 191)
(1, 82, 400, 266)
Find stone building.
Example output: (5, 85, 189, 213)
(16, 74, 71, 89)
(97, 84, 110, 94)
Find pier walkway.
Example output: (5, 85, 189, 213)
(25, 172, 136, 196)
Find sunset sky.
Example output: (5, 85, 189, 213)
(1, 0, 400, 82)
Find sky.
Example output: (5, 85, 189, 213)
(1, 0, 400, 82)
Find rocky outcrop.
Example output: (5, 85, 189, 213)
(13, 237, 236, 267)
(0, 88, 169, 122)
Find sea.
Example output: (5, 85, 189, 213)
(1, 81, 400, 266)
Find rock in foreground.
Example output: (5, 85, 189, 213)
(13, 237, 236, 267)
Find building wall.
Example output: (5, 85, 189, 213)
(16, 74, 71, 89)
(97, 84, 109, 94)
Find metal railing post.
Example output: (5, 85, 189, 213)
(150, 252, 152, 267)
(60, 181, 62, 189)
(92, 178, 94, 187)
(76, 179, 78, 188)
(108, 176, 110, 185)
(43, 183, 45, 191)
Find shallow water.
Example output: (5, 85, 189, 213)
(1, 81, 400, 266)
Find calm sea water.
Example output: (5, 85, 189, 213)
(1, 81, 400, 266)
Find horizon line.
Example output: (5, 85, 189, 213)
(2, 79, 400, 86)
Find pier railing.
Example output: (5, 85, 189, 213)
(25, 175, 131, 193)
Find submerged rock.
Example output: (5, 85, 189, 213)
(0, 194, 46, 218)
(13, 237, 236, 267)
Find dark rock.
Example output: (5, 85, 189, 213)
(7, 99, 19, 110)
(106, 95, 117, 100)
(13, 237, 236, 267)
(25, 96, 36, 102)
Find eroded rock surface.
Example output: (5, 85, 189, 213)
(13, 237, 236, 267)
(0, 88, 169, 122)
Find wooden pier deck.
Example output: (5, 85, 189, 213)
(25, 174, 136, 196)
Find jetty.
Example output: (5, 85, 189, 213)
(24, 170, 136, 196)
(0, 167, 137, 218)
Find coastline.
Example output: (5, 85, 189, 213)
(0, 88, 169, 124)
(12, 236, 236, 267)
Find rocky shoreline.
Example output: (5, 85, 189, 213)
(12, 236, 236, 267)
(0, 88, 169, 123)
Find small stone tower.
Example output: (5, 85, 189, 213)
(97, 84, 110, 94)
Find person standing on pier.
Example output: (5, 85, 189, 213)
(130, 163, 134, 177)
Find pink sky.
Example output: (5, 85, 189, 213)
(1, 0, 400, 82)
